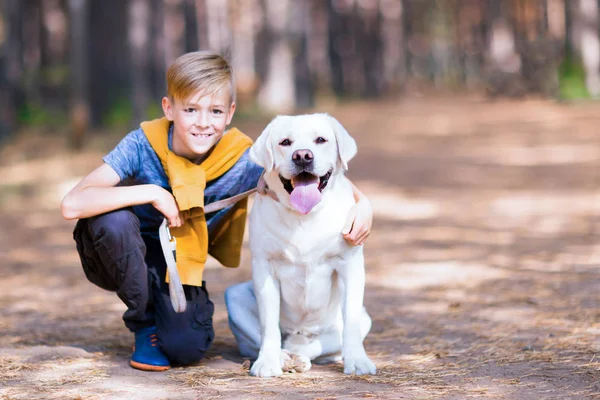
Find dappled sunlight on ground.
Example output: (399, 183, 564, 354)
(1, 96, 600, 399)
(370, 261, 507, 291)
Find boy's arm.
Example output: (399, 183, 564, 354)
(60, 163, 182, 227)
(342, 181, 372, 246)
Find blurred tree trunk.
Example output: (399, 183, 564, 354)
(151, 0, 166, 99)
(537, 0, 548, 36)
(41, 0, 68, 68)
(486, 0, 520, 73)
(22, 0, 41, 106)
(456, 0, 485, 89)
(257, 0, 295, 113)
(575, 0, 600, 97)
(328, 0, 354, 96)
(40, 0, 69, 114)
(68, 0, 89, 149)
(128, 0, 151, 124)
(205, 0, 231, 53)
(359, 0, 384, 96)
(0, 0, 23, 141)
(194, 0, 209, 50)
(291, 0, 313, 108)
(88, 0, 128, 126)
(380, 0, 406, 92)
(307, 0, 332, 90)
(484, 0, 524, 96)
(547, 0, 565, 40)
(231, 0, 259, 98)
(184, 0, 199, 51)
(564, 0, 573, 54)
(164, 0, 186, 67)
(328, 0, 384, 97)
(430, 0, 462, 89)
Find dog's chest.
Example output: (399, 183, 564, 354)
(276, 259, 340, 318)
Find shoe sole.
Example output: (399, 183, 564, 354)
(130, 360, 170, 372)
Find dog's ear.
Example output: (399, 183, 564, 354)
(327, 114, 357, 170)
(249, 117, 278, 173)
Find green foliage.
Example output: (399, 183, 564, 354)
(17, 102, 67, 127)
(146, 102, 163, 120)
(558, 53, 590, 100)
(102, 97, 133, 129)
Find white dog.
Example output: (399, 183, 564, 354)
(241, 113, 376, 378)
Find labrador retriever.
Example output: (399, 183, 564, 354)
(247, 113, 376, 377)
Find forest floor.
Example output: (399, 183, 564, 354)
(1, 94, 599, 399)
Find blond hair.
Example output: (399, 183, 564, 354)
(166, 51, 236, 104)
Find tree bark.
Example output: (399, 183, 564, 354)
(195, 0, 209, 50)
(484, 0, 524, 96)
(359, 0, 384, 96)
(88, 0, 128, 126)
(231, 0, 259, 96)
(151, 0, 166, 99)
(128, 0, 152, 124)
(164, 0, 186, 67)
(205, 0, 231, 53)
(40, 0, 69, 112)
(68, 0, 89, 149)
(257, 0, 295, 113)
(41, 0, 68, 68)
(328, 0, 384, 97)
(328, 0, 356, 96)
(380, 0, 406, 92)
(576, 0, 600, 97)
(547, 0, 565, 40)
(0, 0, 23, 141)
(306, 0, 331, 89)
(486, 0, 520, 74)
(291, 0, 313, 108)
(184, 0, 199, 52)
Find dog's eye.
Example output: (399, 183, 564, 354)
(279, 138, 292, 146)
(315, 137, 327, 144)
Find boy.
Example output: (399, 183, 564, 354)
(61, 51, 372, 372)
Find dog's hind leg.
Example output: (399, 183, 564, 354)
(313, 352, 342, 364)
(314, 308, 371, 365)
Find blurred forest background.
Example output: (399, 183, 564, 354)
(2, 2, 600, 397)
(0, 0, 599, 146)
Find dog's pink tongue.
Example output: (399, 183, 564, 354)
(290, 182, 322, 214)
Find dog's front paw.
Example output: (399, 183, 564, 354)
(250, 354, 283, 378)
(343, 353, 376, 375)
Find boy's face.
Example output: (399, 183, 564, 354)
(162, 88, 236, 164)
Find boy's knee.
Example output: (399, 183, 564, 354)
(223, 285, 237, 308)
(161, 327, 214, 365)
(87, 209, 141, 248)
(224, 281, 253, 311)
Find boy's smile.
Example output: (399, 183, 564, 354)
(162, 88, 236, 164)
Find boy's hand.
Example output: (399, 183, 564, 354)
(151, 186, 182, 227)
(342, 195, 373, 246)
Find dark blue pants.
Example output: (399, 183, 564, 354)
(73, 208, 214, 365)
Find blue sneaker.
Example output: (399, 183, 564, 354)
(130, 326, 170, 371)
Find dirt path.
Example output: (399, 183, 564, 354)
(1, 96, 599, 399)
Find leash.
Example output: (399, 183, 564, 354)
(160, 175, 278, 312)
(204, 175, 278, 213)
(158, 218, 187, 313)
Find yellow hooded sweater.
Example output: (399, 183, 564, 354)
(140, 117, 253, 287)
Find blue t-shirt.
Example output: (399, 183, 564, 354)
(103, 124, 263, 239)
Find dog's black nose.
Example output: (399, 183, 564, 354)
(292, 149, 314, 168)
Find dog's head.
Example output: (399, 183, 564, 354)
(250, 113, 357, 214)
